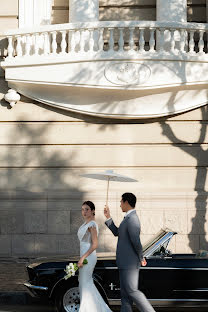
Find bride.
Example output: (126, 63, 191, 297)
(77, 201, 112, 312)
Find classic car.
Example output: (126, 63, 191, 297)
(24, 229, 208, 312)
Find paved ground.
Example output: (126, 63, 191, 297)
(0, 257, 29, 292)
(0, 304, 55, 312)
(0, 305, 208, 312)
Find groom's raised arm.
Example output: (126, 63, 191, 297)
(104, 205, 119, 236)
(105, 218, 119, 236)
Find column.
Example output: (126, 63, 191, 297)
(156, 0, 187, 52)
(157, 0, 187, 23)
(69, 0, 99, 22)
(19, 0, 52, 28)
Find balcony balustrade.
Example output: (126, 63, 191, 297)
(4, 21, 208, 63)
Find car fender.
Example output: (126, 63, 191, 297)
(49, 275, 79, 299)
(49, 274, 109, 305)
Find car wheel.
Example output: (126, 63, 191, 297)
(55, 286, 80, 312)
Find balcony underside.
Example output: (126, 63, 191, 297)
(3, 56, 208, 118)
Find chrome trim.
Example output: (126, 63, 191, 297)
(108, 299, 120, 305)
(150, 299, 208, 302)
(49, 277, 65, 298)
(99, 266, 208, 270)
(140, 267, 208, 270)
(93, 278, 109, 302)
(24, 282, 48, 291)
(174, 289, 208, 292)
(108, 298, 208, 306)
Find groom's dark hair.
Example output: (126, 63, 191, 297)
(122, 193, 136, 208)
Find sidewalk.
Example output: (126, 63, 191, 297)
(0, 257, 35, 305)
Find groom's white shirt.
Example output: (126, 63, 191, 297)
(106, 208, 135, 221)
(125, 209, 135, 217)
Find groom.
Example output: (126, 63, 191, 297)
(104, 192, 155, 312)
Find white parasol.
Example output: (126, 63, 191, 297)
(80, 170, 138, 204)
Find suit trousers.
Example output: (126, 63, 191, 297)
(119, 269, 155, 312)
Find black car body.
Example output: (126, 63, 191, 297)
(24, 229, 208, 311)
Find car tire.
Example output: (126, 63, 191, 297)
(55, 286, 80, 312)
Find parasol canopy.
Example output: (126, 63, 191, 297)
(80, 170, 138, 204)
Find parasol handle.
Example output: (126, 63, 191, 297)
(106, 178, 110, 205)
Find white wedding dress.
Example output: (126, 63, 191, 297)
(77, 220, 112, 312)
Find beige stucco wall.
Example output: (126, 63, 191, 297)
(0, 0, 208, 257)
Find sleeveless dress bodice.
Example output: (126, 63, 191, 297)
(78, 220, 99, 257)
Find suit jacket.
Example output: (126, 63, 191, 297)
(105, 210, 143, 269)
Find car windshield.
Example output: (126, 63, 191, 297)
(142, 229, 167, 252)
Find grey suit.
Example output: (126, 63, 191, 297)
(105, 210, 155, 312)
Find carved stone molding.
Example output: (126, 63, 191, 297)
(104, 62, 151, 86)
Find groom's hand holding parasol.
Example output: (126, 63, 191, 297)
(104, 205, 111, 219)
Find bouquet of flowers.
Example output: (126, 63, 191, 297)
(64, 259, 88, 280)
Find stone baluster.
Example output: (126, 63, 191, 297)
(31, 33, 36, 55)
(60, 30, 67, 54)
(25, 34, 31, 56)
(16, 35, 22, 57)
(51, 31, 57, 54)
(7, 36, 14, 58)
(185, 31, 188, 52)
(108, 28, 114, 52)
(198, 30, 205, 54)
(158, 28, 165, 52)
(34, 33, 39, 56)
(149, 28, 155, 52)
(170, 29, 176, 53)
(69, 30, 76, 52)
(188, 30, 195, 54)
(88, 29, 94, 52)
(179, 29, 186, 53)
(129, 27, 135, 51)
(79, 29, 86, 52)
(43, 32, 49, 55)
(139, 28, 145, 52)
(98, 28, 104, 51)
(118, 28, 124, 52)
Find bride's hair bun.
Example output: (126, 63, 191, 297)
(82, 200, 95, 215)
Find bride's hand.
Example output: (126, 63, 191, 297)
(78, 257, 84, 268)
